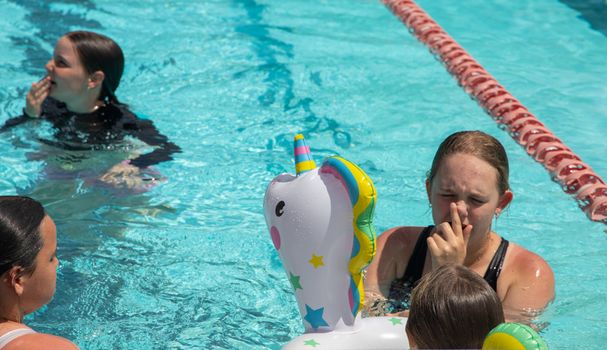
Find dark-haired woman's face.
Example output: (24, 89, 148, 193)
(20, 215, 59, 314)
(45, 36, 90, 106)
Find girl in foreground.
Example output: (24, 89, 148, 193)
(0, 196, 78, 349)
(406, 264, 504, 349)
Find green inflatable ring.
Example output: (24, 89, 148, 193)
(482, 323, 548, 350)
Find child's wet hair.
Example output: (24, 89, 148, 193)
(65, 31, 124, 104)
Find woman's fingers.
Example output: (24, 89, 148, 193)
(449, 202, 473, 245)
(450, 202, 463, 237)
(429, 203, 469, 268)
(427, 235, 440, 256)
(427, 231, 448, 256)
(31, 77, 50, 95)
(25, 77, 51, 117)
(436, 220, 457, 245)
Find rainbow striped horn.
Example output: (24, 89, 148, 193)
(294, 134, 316, 175)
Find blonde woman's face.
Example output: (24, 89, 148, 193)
(428, 153, 505, 241)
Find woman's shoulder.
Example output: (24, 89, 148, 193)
(366, 226, 429, 295)
(504, 241, 553, 277)
(378, 226, 428, 244)
(4, 332, 79, 350)
(499, 239, 555, 305)
(376, 226, 428, 256)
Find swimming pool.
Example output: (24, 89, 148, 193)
(0, 0, 605, 349)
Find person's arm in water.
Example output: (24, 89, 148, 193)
(365, 227, 406, 297)
(1, 77, 51, 131)
(499, 245, 555, 323)
(99, 110, 181, 187)
(125, 117, 181, 169)
(364, 226, 421, 317)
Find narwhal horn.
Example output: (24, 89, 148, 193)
(294, 134, 316, 175)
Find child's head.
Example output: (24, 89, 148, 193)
(65, 31, 124, 103)
(0, 196, 59, 317)
(46, 31, 124, 107)
(406, 264, 505, 349)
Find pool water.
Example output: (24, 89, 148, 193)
(0, 0, 606, 349)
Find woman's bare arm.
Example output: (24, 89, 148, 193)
(499, 246, 555, 323)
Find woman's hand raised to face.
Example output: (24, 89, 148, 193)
(25, 76, 51, 117)
(427, 202, 473, 269)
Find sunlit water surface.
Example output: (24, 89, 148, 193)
(0, 0, 606, 349)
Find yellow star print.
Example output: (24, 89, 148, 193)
(309, 254, 324, 269)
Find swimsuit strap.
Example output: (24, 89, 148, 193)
(0, 328, 36, 349)
(395, 227, 509, 292)
(397, 225, 434, 286)
(483, 237, 510, 291)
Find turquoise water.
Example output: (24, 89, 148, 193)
(0, 0, 606, 349)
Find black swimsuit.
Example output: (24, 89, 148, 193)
(1, 97, 181, 168)
(388, 225, 509, 312)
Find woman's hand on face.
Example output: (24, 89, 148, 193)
(25, 76, 51, 117)
(427, 202, 473, 269)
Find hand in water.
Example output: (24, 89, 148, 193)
(99, 161, 145, 189)
(363, 291, 394, 317)
(427, 202, 473, 269)
(25, 76, 51, 117)
(386, 310, 409, 317)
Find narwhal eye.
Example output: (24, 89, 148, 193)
(275, 201, 285, 217)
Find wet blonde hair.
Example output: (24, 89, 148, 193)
(428, 130, 510, 194)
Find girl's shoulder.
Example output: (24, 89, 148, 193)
(505, 241, 552, 274)
(499, 239, 554, 292)
(4, 333, 78, 350)
(378, 226, 428, 245)
(376, 226, 428, 259)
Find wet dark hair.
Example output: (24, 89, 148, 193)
(406, 264, 505, 349)
(428, 130, 510, 194)
(0, 196, 46, 277)
(65, 31, 124, 104)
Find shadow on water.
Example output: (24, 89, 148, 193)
(231, 0, 353, 154)
(559, 0, 607, 36)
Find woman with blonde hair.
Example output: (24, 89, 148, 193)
(365, 130, 554, 322)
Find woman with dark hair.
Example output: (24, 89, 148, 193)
(2, 31, 180, 189)
(406, 264, 504, 349)
(0, 196, 78, 349)
(365, 130, 554, 323)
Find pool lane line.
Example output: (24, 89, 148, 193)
(382, 0, 607, 225)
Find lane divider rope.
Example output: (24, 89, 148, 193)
(383, 0, 607, 224)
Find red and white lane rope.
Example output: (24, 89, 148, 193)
(383, 0, 607, 224)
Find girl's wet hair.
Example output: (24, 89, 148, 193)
(0, 196, 46, 276)
(65, 31, 124, 104)
(406, 264, 505, 349)
(428, 130, 510, 194)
